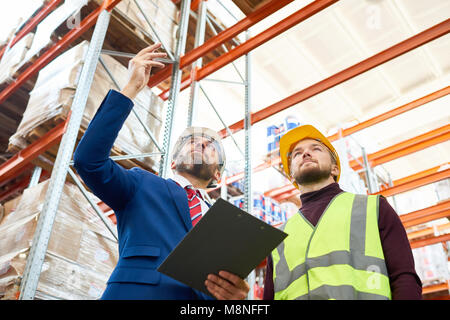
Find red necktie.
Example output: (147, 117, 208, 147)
(185, 186, 203, 226)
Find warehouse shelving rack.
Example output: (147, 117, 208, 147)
(0, 0, 258, 300)
(0, 0, 448, 299)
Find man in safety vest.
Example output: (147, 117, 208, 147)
(263, 125, 422, 300)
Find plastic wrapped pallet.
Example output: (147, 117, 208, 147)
(0, 33, 34, 86)
(0, 195, 22, 225)
(434, 176, 450, 202)
(412, 243, 450, 286)
(8, 41, 88, 143)
(0, 180, 118, 300)
(14, 0, 88, 74)
(83, 48, 164, 163)
(115, 0, 178, 53)
(9, 40, 164, 170)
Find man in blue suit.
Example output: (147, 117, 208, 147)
(73, 43, 249, 300)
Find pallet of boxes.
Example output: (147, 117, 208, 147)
(0, 180, 118, 300)
(113, 0, 179, 52)
(8, 39, 165, 173)
(2, 41, 165, 300)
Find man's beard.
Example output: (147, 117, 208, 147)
(293, 163, 332, 185)
(175, 153, 217, 182)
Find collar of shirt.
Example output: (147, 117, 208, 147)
(172, 174, 207, 202)
(172, 174, 193, 189)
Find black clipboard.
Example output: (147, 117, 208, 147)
(157, 198, 288, 297)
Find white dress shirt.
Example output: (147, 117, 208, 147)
(171, 174, 210, 217)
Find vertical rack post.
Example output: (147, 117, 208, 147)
(387, 172, 399, 211)
(28, 166, 42, 188)
(187, 0, 207, 127)
(159, 0, 192, 178)
(361, 146, 379, 194)
(220, 171, 228, 200)
(19, 9, 111, 300)
(243, 30, 255, 300)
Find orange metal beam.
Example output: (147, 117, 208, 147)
(266, 129, 450, 201)
(147, 0, 308, 88)
(272, 163, 450, 202)
(183, 0, 296, 67)
(264, 183, 296, 198)
(0, 0, 122, 105)
(426, 294, 450, 300)
(327, 86, 450, 142)
(349, 124, 450, 171)
(400, 200, 450, 228)
(0, 117, 69, 183)
(159, 73, 192, 101)
(407, 223, 450, 241)
(422, 282, 449, 295)
(374, 168, 450, 197)
(275, 188, 300, 202)
(410, 233, 450, 249)
(0, 163, 34, 189)
(218, 18, 450, 138)
(0, 176, 32, 203)
(97, 201, 116, 224)
(195, 0, 339, 81)
(232, 87, 450, 197)
(0, 169, 50, 202)
(190, 0, 203, 12)
(386, 163, 447, 189)
(0, 0, 63, 60)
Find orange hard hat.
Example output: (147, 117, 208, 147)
(279, 124, 341, 189)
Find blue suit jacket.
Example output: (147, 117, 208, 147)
(73, 89, 212, 300)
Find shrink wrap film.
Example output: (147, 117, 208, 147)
(0, 33, 34, 85)
(1, 195, 22, 223)
(9, 40, 164, 170)
(115, 0, 178, 53)
(0, 180, 118, 300)
(15, 0, 88, 73)
(413, 243, 449, 286)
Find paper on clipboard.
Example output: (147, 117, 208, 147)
(157, 198, 288, 297)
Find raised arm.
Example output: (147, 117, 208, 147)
(73, 43, 166, 212)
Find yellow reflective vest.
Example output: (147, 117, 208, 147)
(272, 192, 392, 300)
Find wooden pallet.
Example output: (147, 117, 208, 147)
(8, 111, 159, 178)
(231, 0, 270, 15)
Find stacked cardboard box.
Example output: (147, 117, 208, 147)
(0, 194, 22, 226)
(8, 40, 164, 171)
(232, 192, 288, 225)
(13, 0, 89, 75)
(413, 243, 450, 287)
(0, 180, 118, 300)
(115, 0, 179, 53)
(0, 33, 35, 87)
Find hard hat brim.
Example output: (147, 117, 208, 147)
(279, 125, 341, 189)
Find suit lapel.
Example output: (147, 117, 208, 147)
(166, 178, 192, 231)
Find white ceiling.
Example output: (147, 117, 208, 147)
(168, 0, 449, 211)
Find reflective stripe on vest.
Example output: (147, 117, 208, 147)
(272, 192, 391, 300)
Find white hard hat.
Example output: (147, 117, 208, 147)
(172, 127, 226, 176)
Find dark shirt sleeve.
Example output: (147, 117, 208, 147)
(378, 196, 423, 299)
(73, 89, 141, 212)
(263, 255, 274, 300)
